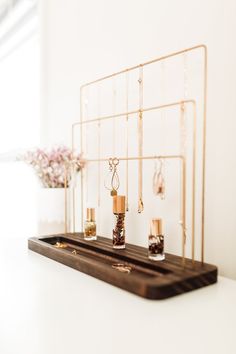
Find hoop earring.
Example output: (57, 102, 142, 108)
(153, 158, 165, 199)
(104, 157, 120, 196)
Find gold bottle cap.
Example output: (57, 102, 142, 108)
(86, 208, 95, 222)
(113, 195, 126, 214)
(151, 218, 163, 236)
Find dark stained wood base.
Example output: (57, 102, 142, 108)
(28, 233, 217, 300)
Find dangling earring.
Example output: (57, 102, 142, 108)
(153, 158, 165, 199)
(104, 157, 120, 196)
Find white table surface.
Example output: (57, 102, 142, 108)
(0, 237, 236, 354)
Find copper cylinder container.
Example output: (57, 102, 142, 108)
(113, 195, 126, 249)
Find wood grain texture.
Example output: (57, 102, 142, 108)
(28, 233, 217, 299)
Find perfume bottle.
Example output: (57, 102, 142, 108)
(148, 218, 165, 261)
(84, 208, 97, 241)
(113, 195, 126, 249)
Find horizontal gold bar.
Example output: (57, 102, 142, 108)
(81, 44, 206, 89)
(86, 154, 183, 163)
(72, 99, 196, 127)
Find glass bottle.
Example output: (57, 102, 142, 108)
(148, 218, 165, 261)
(113, 195, 126, 249)
(84, 208, 97, 241)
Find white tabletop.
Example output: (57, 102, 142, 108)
(0, 237, 236, 354)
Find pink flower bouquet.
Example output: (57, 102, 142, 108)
(25, 146, 85, 188)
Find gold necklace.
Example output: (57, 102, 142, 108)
(138, 65, 144, 213)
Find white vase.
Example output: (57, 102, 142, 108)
(37, 187, 69, 235)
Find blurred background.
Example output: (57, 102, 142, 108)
(0, 0, 235, 279)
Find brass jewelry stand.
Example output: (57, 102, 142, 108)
(70, 44, 207, 266)
(29, 44, 217, 300)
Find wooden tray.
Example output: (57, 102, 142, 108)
(28, 233, 217, 299)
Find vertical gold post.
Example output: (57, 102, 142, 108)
(201, 45, 207, 264)
(80, 86, 84, 232)
(125, 70, 129, 211)
(72, 164, 75, 233)
(112, 77, 116, 156)
(71, 125, 75, 233)
(85, 90, 89, 210)
(182, 157, 186, 267)
(97, 122, 101, 209)
(97, 83, 101, 209)
(192, 101, 197, 264)
(64, 164, 68, 234)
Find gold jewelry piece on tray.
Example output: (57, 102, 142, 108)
(72, 249, 77, 255)
(104, 157, 120, 196)
(112, 263, 132, 274)
(153, 158, 165, 199)
(55, 242, 67, 249)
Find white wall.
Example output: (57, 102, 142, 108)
(39, 0, 236, 280)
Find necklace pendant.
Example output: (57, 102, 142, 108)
(111, 189, 117, 196)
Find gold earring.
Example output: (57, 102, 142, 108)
(153, 158, 165, 199)
(104, 157, 120, 196)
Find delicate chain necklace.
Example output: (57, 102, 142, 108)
(138, 65, 144, 213)
(112, 77, 117, 156)
(179, 53, 188, 244)
(160, 61, 166, 198)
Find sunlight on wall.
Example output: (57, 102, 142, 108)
(0, 34, 39, 238)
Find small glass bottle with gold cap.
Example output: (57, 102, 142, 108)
(113, 195, 126, 249)
(148, 218, 165, 261)
(84, 208, 97, 241)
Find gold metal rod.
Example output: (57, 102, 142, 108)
(72, 164, 75, 232)
(97, 96, 101, 209)
(72, 99, 196, 127)
(64, 166, 68, 234)
(112, 77, 116, 156)
(80, 44, 206, 89)
(86, 155, 183, 163)
(98, 123, 101, 207)
(97, 134, 101, 233)
(192, 101, 196, 264)
(85, 88, 89, 210)
(96, 84, 102, 237)
(80, 86, 84, 231)
(201, 45, 207, 264)
(125, 70, 129, 211)
(182, 157, 186, 267)
(71, 118, 76, 233)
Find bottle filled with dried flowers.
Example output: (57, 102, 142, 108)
(84, 208, 97, 241)
(148, 218, 165, 261)
(113, 195, 126, 249)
